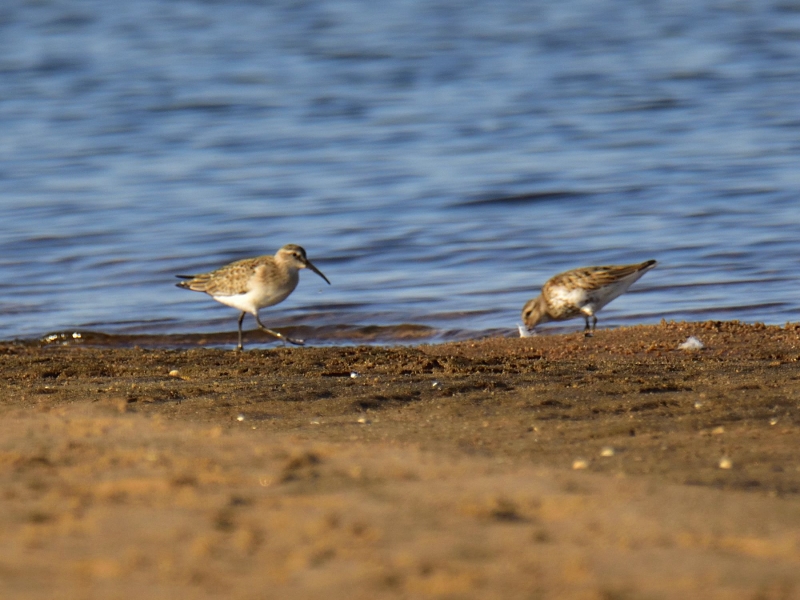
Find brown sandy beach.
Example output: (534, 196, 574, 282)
(2, 320, 800, 599)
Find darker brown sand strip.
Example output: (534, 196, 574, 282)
(1, 321, 800, 598)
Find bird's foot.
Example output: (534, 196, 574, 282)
(257, 325, 305, 346)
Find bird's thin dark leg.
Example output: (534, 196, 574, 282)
(254, 314, 305, 346)
(583, 315, 593, 338)
(592, 315, 598, 331)
(237, 312, 245, 351)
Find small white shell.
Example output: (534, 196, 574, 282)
(518, 324, 534, 338)
(678, 336, 704, 351)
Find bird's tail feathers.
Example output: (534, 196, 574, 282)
(175, 275, 196, 290)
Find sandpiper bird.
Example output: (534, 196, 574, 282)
(176, 244, 330, 350)
(521, 260, 656, 335)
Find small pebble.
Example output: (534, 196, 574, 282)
(572, 459, 589, 470)
(678, 336, 704, 351)
(310, 420, 321, 425)
(600, 447, 615, 457)
(169, 369, 180, 377)
(350, 371, 359, 379)
(770, 418, 778, 426)
(719, 457, 733, 470)
(432, 381, 440, 388)
(236, 414, 245, 422)
(694, 401, 703, 409)
(711, 426, 725, 435)
(357, 417, 371, 425)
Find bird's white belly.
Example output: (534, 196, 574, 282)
(212, 286, 293, 315)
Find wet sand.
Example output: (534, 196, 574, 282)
(2, 321, 800, 599)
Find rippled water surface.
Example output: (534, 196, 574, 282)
(1, 0, 799, 346)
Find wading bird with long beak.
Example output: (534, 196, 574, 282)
(177, 244, 330, 350)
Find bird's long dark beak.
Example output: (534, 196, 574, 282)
(304, 258, 330, 285)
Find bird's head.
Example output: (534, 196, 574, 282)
(521, 295, 548, 329)
(277, 245, 330, 284)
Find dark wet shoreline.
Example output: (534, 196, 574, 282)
(30, 323, 507, 349)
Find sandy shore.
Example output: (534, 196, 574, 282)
(2, 321, 800, 599)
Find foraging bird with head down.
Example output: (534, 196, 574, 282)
(176, 244, 330, 350)
(521, 260, 656, 335)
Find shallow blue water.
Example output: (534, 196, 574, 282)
(1, 0, 799, 345)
